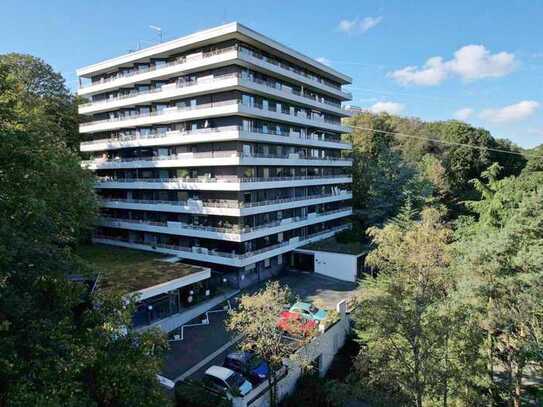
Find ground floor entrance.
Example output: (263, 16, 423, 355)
(288, 252, 315, 273)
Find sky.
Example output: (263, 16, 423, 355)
(1, 0, 542, 148)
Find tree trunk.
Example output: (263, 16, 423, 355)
(512, 360, 524, 407)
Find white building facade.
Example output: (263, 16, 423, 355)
(77, 22, 353, 287)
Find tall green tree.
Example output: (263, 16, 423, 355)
(0, 53, 80, 150)
(226, 282, 313, 407)
(353, 208, 485, 406)
(346, 112, 431, 226)
(0, 56, 171, 406)
(453, 165, 543, 406)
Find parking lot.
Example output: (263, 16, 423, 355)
(161, 271, 358, 382)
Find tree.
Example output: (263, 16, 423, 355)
(226, 282, 312, 406)
(453, 165, 543, 406)
(346, 112, 431, 226)
(0, 53, 80, 150)
(0, 56, 171, 405)
(353, 208, 485, 406)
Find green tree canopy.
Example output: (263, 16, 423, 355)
(453, 167, 543, 406)
(0, 53, 80, 150)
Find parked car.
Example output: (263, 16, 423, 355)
(289, 302, 328, 321)
(223, 351, 270, 384)
(277, 310, 318, 336)
(202, 365, 253, 397)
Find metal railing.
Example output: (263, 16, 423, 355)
(95, 174, 353, 185)
(80, 126, 350, 148)
(80, 99, 239, 128)
(81, 72, 348, 114)
(100, 192, 352, 210)
(93, 224, 350, 260)
(97, 207, 351, 235)
(82, 152, 351, 167)
(80, 73, 240, 108)
(80, 97, 345, 129)
(80, 46, 237, 89)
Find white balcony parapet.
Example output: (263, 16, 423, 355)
(95, 175, 353, 191)
(78, 46, 238, 94)
(92, 224, 350, 267)
(100, 191, 353, 216)
(79, 72, 351, 117)
(78, 44, 351, 101)
(82, 152, 352, 170)
(96, 207, 352, 242)
(79, 126, 351, 152)
(79, 100, 350, 134)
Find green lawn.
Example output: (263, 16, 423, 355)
(76, 243, 205, 295)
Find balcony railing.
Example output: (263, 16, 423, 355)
(80, 99, 239, 128)
(100, 192, 352, 210)
(238, 47, 346, 93)
(80, 73, 239, 108)
(80, 126, 350, 148)
(93, 224, 350, 260)
(97, 207, 351, 235)
(80, 46, 237, 89)
(80, 72, 347, 113)
(95, 174, 353, 185)
(80, 97, 345, 129)
(82, 152, 352, 167)
(80, 45, 351, 102)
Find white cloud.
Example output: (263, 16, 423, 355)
(454, 108, 474, 121)
(369, 101, 405, 115)
(338, 16, 382, 34)
(447, 45, 517, 80)
(389, 57, 448, 86)
(389, 45, 517, 86)
(360, 16, 383, 32)
(316, 57, 331, 66)
(338, 19, 358, 33)
(479, 101, 539, 123)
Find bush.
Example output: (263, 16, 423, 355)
(281, 374, 345, 407)
(174, 381, 231, 407)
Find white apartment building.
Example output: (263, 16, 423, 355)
(77, 22, 353, 288)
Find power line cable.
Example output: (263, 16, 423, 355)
(347, 125, 542, 159)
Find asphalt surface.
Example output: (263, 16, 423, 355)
(161, 271, 358, 381)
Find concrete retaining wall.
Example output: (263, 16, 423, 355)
(233, 301, 350, 407)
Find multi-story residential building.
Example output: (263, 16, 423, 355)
(77, 22, 353, 288)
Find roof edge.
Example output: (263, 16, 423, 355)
(76, 22, 351, 84)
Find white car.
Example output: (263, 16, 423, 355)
(203, 365, 253, 397)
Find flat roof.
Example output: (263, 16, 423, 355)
(299, 236, 370, 256)
(76, 22, 351, 84)
(77, 244, 210, 298)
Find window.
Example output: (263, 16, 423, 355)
(264, 258, 270, 268)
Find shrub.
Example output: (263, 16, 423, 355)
(174, 381, 231, 407)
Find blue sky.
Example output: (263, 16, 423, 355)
(1, 0, 542, 148)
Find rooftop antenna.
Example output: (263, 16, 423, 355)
(149, 25, 164, 42)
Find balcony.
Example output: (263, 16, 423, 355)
(79, 100, 351, 135)
(96, 207, 352, 242)
(79, 126, 352, 153)
(78, 45, 352, 102)
(99, 191, 353, 216)
(92, 224, 351, 267)
(82, 151, 353, 170)
(79, 72, 351, 117)
(78, 46, 239, 96)
(95, 174, 353, 191)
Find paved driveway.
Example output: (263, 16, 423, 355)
(161, 271, 358, 381)
(278, 272, 357, 310)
